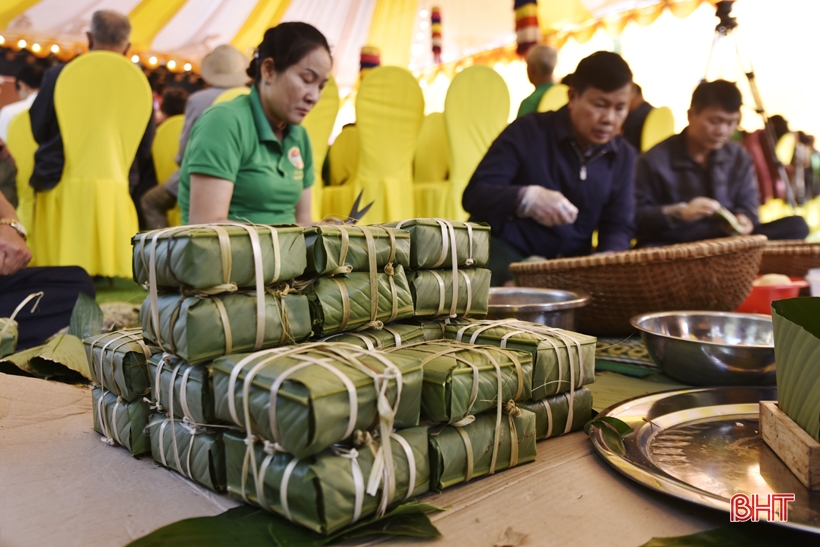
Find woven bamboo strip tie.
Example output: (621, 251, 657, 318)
(0, 291, 44, 340)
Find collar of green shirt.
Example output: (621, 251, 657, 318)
(249, 85, 289, 146)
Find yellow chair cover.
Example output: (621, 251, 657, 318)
(213, 86, 251, 105)
(301, 74, 339, 222)
(152, 114, 184, 227)
(350, 66, 424, 223)
(413, 112, 451, 218)
(5, 111, 36, 237)
(31, 51, 152, 277)
(445, 65, 510, 220)
(328, 125, 359, 186)
(537, 83, 569, 113)
(776, 132, 796, 166)
(641, 106, 675, 153)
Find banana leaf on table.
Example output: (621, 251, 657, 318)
(305, 266, 415, 337)
(147, 414, 227, 492)
(316, 323, 424, 350)
(382, 219, 491, 269)
(303, 225, 411, 276)
(385, 341, 533, 424)
(518, 387, 593, 440)
(147, 354, 215, 425)
(406, 268, 491, 318)
(140, 290, 312, 364)
(429, 407, 536, 491)
(84, 329, 159, 402)
(444, 319, 596, 400)
(213, 343, 423, 459)
(224, 426, 430, 535)
(0, 318, 16, 358)
(132, 224, 306, 290)
(91, 387, 151, 456)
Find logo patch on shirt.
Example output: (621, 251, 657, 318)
(288, 147, 304, 169)
(293, 169, 304, 181)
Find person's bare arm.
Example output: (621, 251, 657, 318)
(0, 192, 31, 275)
(188, 174, 234, 224)
(295, 188, 313, 226)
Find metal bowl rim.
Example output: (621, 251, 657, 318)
(487, 287, 592, 313)
(629, 310, 774, 349)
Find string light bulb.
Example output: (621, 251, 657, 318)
(167, 60, 176, 70)
(131, 54, 140, 63)
(183, 62, 192, 71)
(31, 43, 41, 52)
(17, 39, 26, 49)
(0, 36, 5, 45)
(50, 44, 60, 53)
(148, 56, 157, 65)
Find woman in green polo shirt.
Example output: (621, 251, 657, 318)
(179, 23, 331, 225)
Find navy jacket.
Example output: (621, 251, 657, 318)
(462, 106, 636, 258)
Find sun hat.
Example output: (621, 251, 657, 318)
(200, 44, 249, 88)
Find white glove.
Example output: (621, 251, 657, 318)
(517, 186, 578, 227)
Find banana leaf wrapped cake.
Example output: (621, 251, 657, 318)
(224, 426, 429, 535)
(429, 406, 536, 491)
(147, 354, 216, 425)
(213, 343, 423, 459)
(304, 266, 415, 336)
(84, 329, 159, 402)
(316, 323, 425, 350)
(140, 290, 311, 364)
(303, 225, 410, 276)
(91, 387, 151, 456)
(382, 219, 490, 269)
(518, 387, 593, 440)
(133, 224, 306, 290)
(385, 341, 532, 424)
(148, 414, 227, 492)
(406, 268, 491, 318)
(445, 319, 596, 400)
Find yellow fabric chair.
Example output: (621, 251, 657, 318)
(445, 65, 510, 220)
(30, 51, 152, 278)
(322, 125, 360, 221)
(537, 83, 569, 113)
(301, 74, 339, 222)
(349, 66, 423, 224)
(152, 114, 185, 227)
(413, 112, 451, 218)
(5, 111, 36, 237)
(213, 86, 250, 105)
(776, 132, 796, 166)
(641, 106, 675, 152)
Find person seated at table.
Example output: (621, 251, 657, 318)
(463, 51, 637, 286)
(634, 80, 809, 247)
(179, 23, 331, 225)
(621, 83, 654, 151)
(516, 44, 558, 118)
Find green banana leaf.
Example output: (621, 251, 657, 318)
(772, 298, 820, 441)
(382, 219, 491, 269)
(305, 266, 415, 337)
(147, 354, 216, 424)
(1, 334, 91, 380)
(315, 323, 425, 350)
(91, 386, 151, 456)
(0, 318, 16, 358)
(429, 407, 537, 491)
(213, 344, 423, 459)
(68, 292, 104, 341)
(141, 292, 312, 364)
(518, 387, 593, 440)
(133, 225, 307, 290)
(386, 341, 533, 424)
(444, 319, 596, 400)
(84, 329, 160, 402)
(224, 426, 430, 535)
(406, 268, 491, 318)
(147, 414, 227, 492)
(303, 226, 411, 276)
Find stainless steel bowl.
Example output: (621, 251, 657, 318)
(487, 288, 591, 330)
(630, 311, 775, 386)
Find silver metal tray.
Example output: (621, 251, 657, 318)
(590, 386, 820, 534)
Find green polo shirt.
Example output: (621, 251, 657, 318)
(516, 82, 554, 118)
(178, 85, 314, 225)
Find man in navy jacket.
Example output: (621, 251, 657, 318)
(463, 51, 636, 285)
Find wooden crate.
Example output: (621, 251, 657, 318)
(760, 400, 820, 490)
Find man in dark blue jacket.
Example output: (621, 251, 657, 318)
(463, 51, 636, 285)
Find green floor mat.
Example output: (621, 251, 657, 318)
(94, 278, 147, 305)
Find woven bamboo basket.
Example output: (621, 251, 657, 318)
(759, 240, 820, 296)
(510, 235, 767, 336)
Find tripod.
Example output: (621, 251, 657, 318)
(704, 0, 797, 209)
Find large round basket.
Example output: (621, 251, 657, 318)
(509, 235, 767, 336)
(759, 240, 820, 277)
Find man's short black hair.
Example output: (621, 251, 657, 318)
(691, 79, 742, 113)
(16, 65, 44, 91)
(571, 51, 632, 94)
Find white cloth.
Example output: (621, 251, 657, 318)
(0, 92, 37, 142)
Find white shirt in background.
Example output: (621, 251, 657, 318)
(0, 92, 38, 142)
